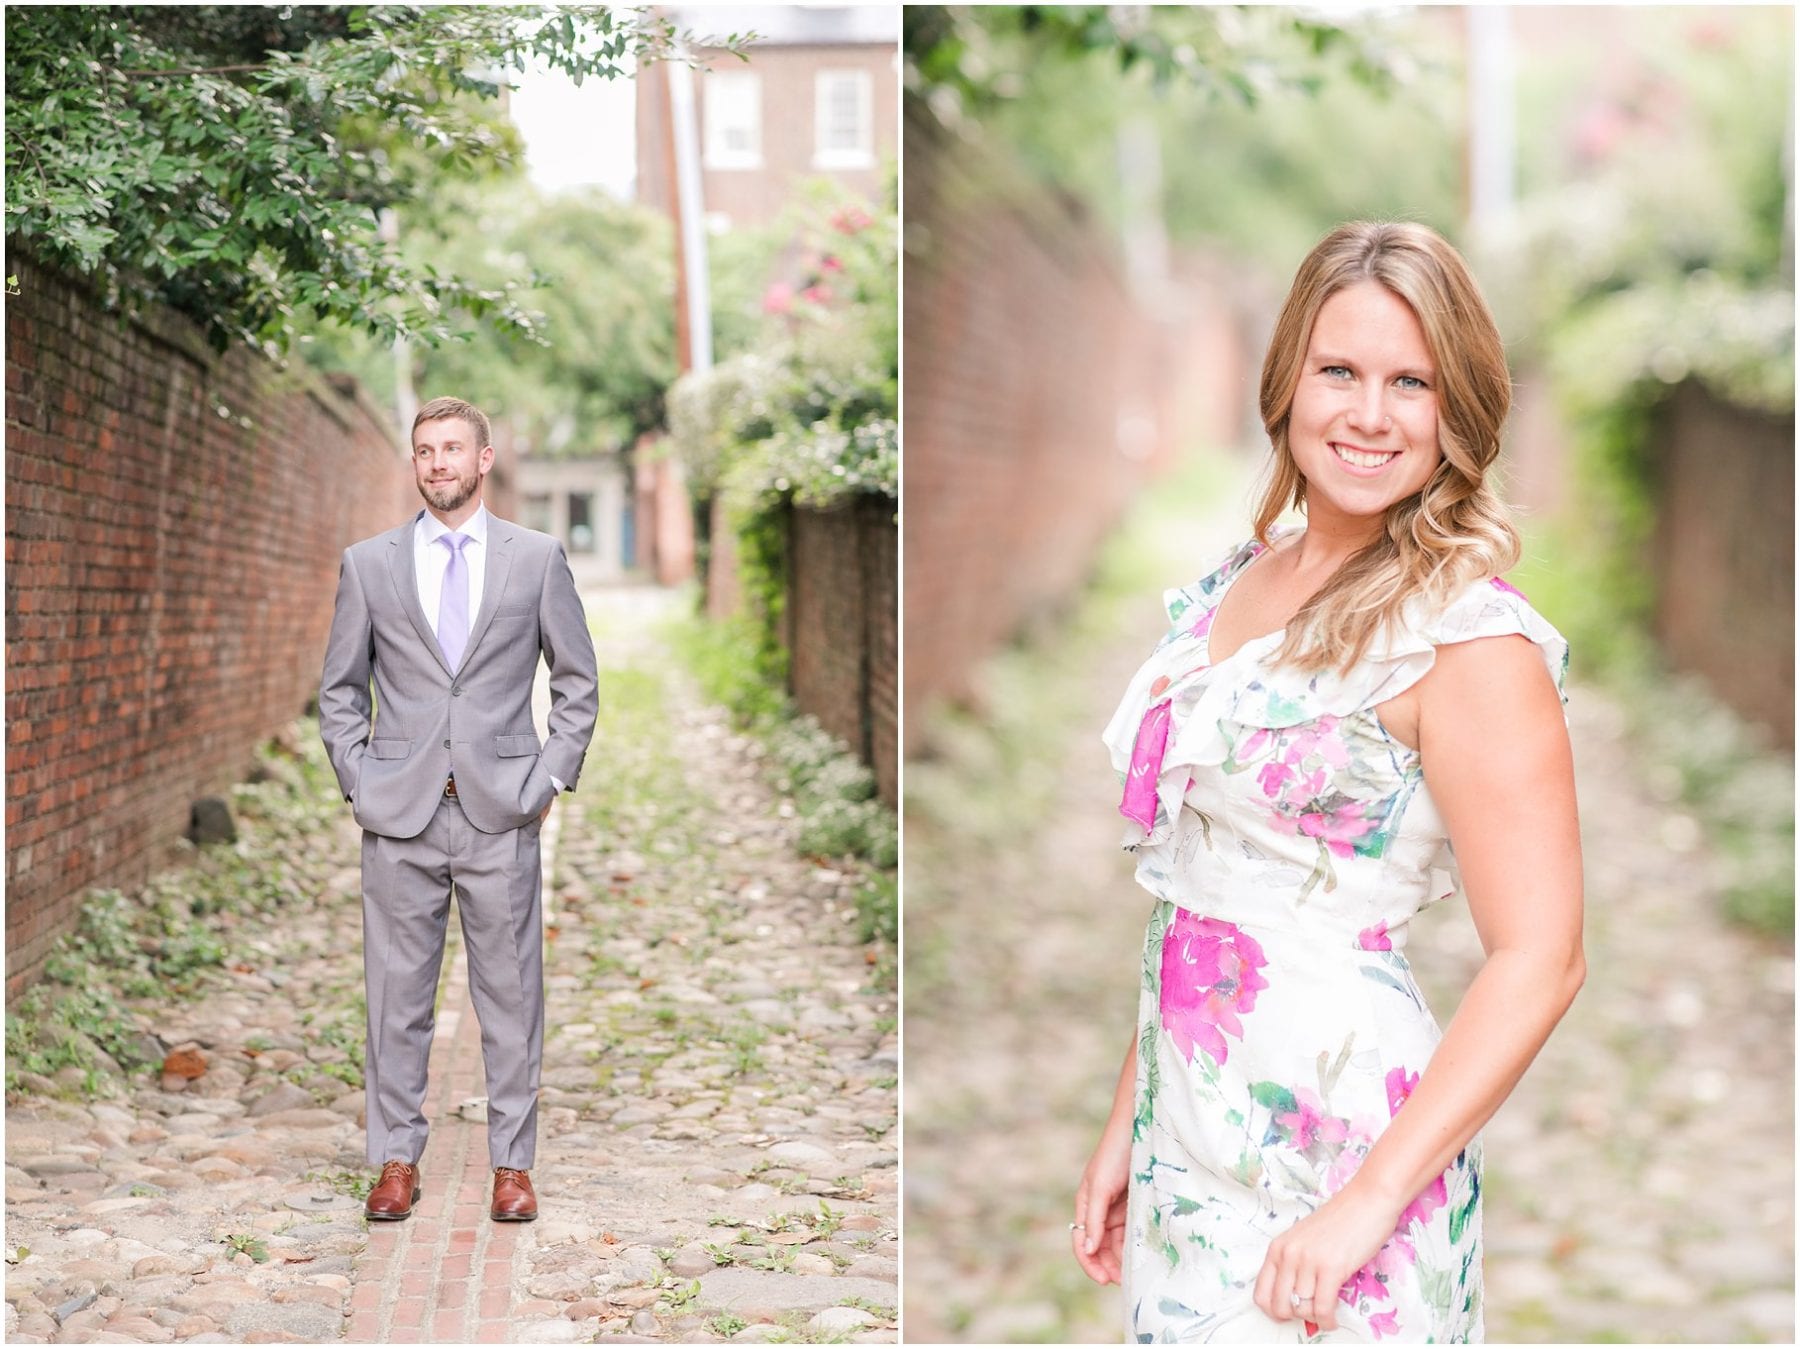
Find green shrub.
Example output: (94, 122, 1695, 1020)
(853, 872, 898, 947)
(663, 609, 792, 730)
(797, 798, 898, 869)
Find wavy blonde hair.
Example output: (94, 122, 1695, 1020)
(1255, 220, 1520, 674)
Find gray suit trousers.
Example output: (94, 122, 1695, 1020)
(360, 794, 544, 1170)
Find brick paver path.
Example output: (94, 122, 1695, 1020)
(347, 954, 524, 1345)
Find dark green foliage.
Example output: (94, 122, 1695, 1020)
(4, 5, 738, 354)
(906, 5, 1403, 113)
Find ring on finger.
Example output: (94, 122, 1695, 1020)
(1289, 1292, 1313, 1310)
(1069, 1222, 1086, 1231)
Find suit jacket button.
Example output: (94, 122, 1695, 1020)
(452, 687, 462, 696)
(442, 739, 451, 748)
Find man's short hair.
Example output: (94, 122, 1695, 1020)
(412, 397, 492, 449)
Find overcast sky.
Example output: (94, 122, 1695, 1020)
(509, 65, 639, 200)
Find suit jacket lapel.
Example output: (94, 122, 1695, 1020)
(387, 511, 455, 678)
(461, 519, 517, 667)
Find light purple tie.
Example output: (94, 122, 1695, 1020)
(437, 532, 470, 670)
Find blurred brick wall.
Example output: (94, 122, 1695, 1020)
(786, 499, 897, 806)
(902, 103, 1249, 747)
(4, 255, 414, 1001)
(1649, 380, 1794, 746)
(705, 495, 742, 619)
(703, 495, 896, 805)
(632, 443, 696, 586)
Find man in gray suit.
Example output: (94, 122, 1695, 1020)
(319, 396, 598, 1222)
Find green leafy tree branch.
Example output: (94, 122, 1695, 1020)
(5, 5, 750, 355)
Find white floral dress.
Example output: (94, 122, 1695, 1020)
(1101, 532, 1569, 1344)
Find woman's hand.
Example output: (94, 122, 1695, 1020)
(1251, 1184, 1404, 1332)
(1072, 1118, 1132, 1285)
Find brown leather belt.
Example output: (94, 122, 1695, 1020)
(444, 776, 458, 798)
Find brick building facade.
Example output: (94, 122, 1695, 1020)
(636, 6, 898, 232)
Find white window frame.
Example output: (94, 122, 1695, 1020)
(704, 70, 762, 170)
(813, 69, 873, 170)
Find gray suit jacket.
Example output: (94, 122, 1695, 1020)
(319, 510, 599, 839)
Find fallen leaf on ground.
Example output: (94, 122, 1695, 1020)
(162, 1049, 206, 1079)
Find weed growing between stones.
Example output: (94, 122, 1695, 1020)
(304, 1167, 375, 1200)
(836, 1296, 897, 1320)
(221, 1233, 270, 1263)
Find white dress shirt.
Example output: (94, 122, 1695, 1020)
(414, 504, 489, 632)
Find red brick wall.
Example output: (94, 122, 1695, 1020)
(901, 104, 1246, 747)
(705, 494, 742, 620)
(5, 255, 415, 1001)
(632, 444, 697, 586)
(786, 498, 897, 805)
(863, 500, 898, 807)
(1649, 379, 1794, 746)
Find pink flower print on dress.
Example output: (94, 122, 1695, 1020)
(1321, 1116, 1379, 1195)
(1274, 1087, 1350, 1151)
(1382, 1065, 1450, 1231)
(1120, 698, 1173, 831)
(1339, 1263, 1387, 1308)
(1367, 1308, 1401, 1339)
(1189, 604, 1218, 640)
(1358, 922, 1392, 951)
(1396, 1173, 1449, 1234)
(1239, 726, 1277, 762)
(1297, 804, 1381, 858)
(1257, 760, 1294, 799)
(1158, 911, 1269, 1068)
(1490, 576, 1528, 600)
(1288, 716, 1350, 769)
(1386, 1066, 1420, 1117)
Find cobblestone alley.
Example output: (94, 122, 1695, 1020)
(5, 584, 898, 1344)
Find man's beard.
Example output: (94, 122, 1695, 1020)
(419, 468, 481, 512)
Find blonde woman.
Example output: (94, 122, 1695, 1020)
(1075, 221, 1584, 1342)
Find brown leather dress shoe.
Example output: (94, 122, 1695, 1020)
(491, 1166, 537, 1221)
(365, 1160, 421, 1220)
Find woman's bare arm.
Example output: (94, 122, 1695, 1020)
(1074, 1031, 1138, 1284)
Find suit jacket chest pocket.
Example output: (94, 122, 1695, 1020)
(491, 603, 535, 624)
